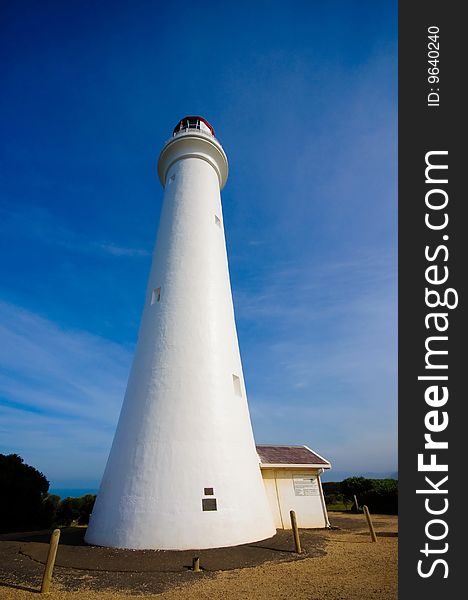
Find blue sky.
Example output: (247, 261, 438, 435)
(0, 0, 397, 487)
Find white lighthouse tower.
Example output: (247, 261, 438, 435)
(85, 116, 276, 550)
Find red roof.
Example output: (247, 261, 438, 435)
(173, 116, 215, 135)
(256, 445, 330, 466)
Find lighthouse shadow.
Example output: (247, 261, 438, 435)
(0, 527, 87, 546)
(247, 529, 326, 555)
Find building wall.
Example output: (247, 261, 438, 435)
(262, 470, 284, 528)
(261, 468, 329, 529)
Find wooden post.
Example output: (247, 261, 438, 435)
(192, 557, 200, 572)
(289, 510, 302, 554)
(353, 494, 360, 511)
(363, 505, 377, 542)
(41, 528, 61, 593)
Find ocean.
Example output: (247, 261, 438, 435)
(49, 488, 98, 499)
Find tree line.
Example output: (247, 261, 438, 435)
(0, 453, 95, 532)
(323, 476, 398, 514)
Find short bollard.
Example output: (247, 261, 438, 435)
(290, 510, 302, 554)
(363, 505, 377, 543)
(192, 557, 201, 572)
(41, 528, 61, 593)
(353, 494, 360, 512)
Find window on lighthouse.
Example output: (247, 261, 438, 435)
(232, 374, 242, 396)
(199, 120, 212, 134)
(151, 287, 161, 304)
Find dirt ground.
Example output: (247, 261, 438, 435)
(0, 512, 397, 600)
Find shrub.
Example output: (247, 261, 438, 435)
(324, 493, 339, 505)
(77, 494, 96, 525)
(42, 494, 61, 527)
(340, 477, 374, 502)
(56, 494, 96, 526)
(360, 479, 398, 515)
(339, 477, 398, 514)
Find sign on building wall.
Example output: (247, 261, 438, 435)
(293, 474, 320, 497)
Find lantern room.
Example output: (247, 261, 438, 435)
(173, 116, 215, 137)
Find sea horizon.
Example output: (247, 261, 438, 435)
(49, 488, 98, 499)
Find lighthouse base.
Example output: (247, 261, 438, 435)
(85, 511, 276, 551)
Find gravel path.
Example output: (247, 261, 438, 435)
(0, 513, 397, 600)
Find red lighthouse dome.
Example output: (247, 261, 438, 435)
(173, 116, 215, 136)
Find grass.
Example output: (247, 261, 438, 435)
(325, 502, 352, 512)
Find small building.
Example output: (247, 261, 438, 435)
(256, 445, 331, 529)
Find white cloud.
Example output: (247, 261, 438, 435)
(0, 301, 130, 485)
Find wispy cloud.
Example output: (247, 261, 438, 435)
(235, 248, 397, 473)
(0, 205, 151, 259)
(0, 301, 130, 485)
(234, 250, 396, 327)
(97, 243, 150, 257)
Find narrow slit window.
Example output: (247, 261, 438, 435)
(168, 174, 176, 184)
(151, 287, 161, 305)
(215, 215, 221, 227)
(232, 374, 242, 396)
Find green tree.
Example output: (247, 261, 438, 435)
(360, 479, 398, 514)
(77, 494, 96, 525)
(56, 497, 81, 526)
(340, 477, 374, 504)
(42, 494, 61, 527)
(0, 453, 50, 532)
(339, 477, 398, 514)
(55, 494, 96, 526)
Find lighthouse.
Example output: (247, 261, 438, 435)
(85, 116, 276, 550)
